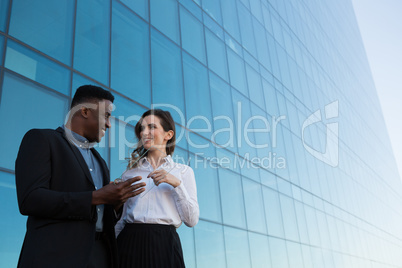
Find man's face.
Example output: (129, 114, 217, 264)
(85, 100, 113, 143)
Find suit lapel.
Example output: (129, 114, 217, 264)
(56, 127, 95, 187)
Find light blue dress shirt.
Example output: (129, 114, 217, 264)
(63, 126, 105, 232)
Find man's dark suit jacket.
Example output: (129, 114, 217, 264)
(15, 127, 119, 268)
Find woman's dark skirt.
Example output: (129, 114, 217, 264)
(117, 223, 185, 268)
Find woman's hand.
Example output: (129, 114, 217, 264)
(148, 169, 181, 188)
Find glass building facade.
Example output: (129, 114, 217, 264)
(1, 0, 402, 267)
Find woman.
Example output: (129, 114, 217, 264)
(115, 109, 199, 268)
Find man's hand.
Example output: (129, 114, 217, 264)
(92, 176, 146, 206)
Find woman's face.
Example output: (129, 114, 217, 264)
(140, 115, 172, 152)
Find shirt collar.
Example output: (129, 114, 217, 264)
(138, 154, 173, 168)
(62, 125, 96, 149)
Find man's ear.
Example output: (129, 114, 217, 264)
(80, 106, 90, 119)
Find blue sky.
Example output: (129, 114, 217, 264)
(352, 0, 402, 178)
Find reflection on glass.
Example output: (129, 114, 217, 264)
(0, 72, 68, 170)
(227, 49, 248, 96)
(190, 154, 221, 222)
(262, 186, 285, 238)
(243, 178, 267, 233)
(206, 30, 229, 81)
(269, 236, 289, 268)
(151, 29, 184, 123)
(150, 0, 179, 44)
(74, 0, 110, 85)
(183, 53, 212, 138)
(218, 168, 246, 228)
(248, 232, 271, 268)
(112, 2, 151, 107)
(0, 35, 5, 65)
(8, 0, 74, 64)
(209, 73, 237, 151)
(194, 220, 226, 268)
(224, 226, 251, 268)
(0, 0, 9, 32)
(220, 0, 240, 40)
(110, 118, 135, 180)
(119, 0, 148, 20)
(180, 7, 206, 63)
(177, 223, 196, 267)
(237, 4, 257, 57)
(5, 41, 70, 95)
(0, 172, 27, 267)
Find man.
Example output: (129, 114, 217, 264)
(15, 85, 145, 268)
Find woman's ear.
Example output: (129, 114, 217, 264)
(165, 130, 174, 141)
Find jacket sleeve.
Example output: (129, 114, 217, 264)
(15, 129, 94, 221)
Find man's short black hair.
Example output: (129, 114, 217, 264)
(70, 85, 114, 108)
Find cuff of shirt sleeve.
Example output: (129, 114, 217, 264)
(172, 182, 190, 202)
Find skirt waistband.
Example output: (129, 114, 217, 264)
(125, 223, 175, 231)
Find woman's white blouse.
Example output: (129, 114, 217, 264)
(115, 155, 199, 236)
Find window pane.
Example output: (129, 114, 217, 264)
(202, 0, 222, 24)
(209, 73, 237, 152)
(113, 94, 147, 124)
(74, 0, 110, 85)
(0, 0, 9, 32)
(0, 35, 4, 63)
(110, 118, 135, 180)
(287, 242, 304, 268)
(231, 89, 257, 159)
(224, 226, 251, 268)
(206, 30, 228, 81)
(179, 0, 202, 21)
(183, 53, 212, 138)
(269, 237, 289, 268)
(246, 65, 265, 109)
(243, 178, 267, 233)
(5, 41, 70, 95)
(262, 79, 279, 116)
(112, 2, 150, 107)
(218, 168, 246, 228)
(279, 194, 300, 242)
(248, 232, 272, 268)
(177, 226, 196, 268)
(194, 220, 226, 268)
(150, 0, 180, 44)
(227, 49, 248, 96)
(215, 147, 240, 174)
(175, 124, 188, 151)
(249, 0, 263, 24)
(151, 29, 184, 123)
(180, 7, 206, 63)
(173, 147, 188, 165)
(71, 72, 104, 98)
(220, 0, 240, 40)
(262, 187, 285, 237)
(9, 0, 74, 64)
(190, 153, 222, 222)
(259, 168, 277, 189)
(237, 4, 257, 57)
(187, 132, 215, 159)
(0, 72, 68, 170)
(0, 172, 26, 267)
(119, 0, 148, 21)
